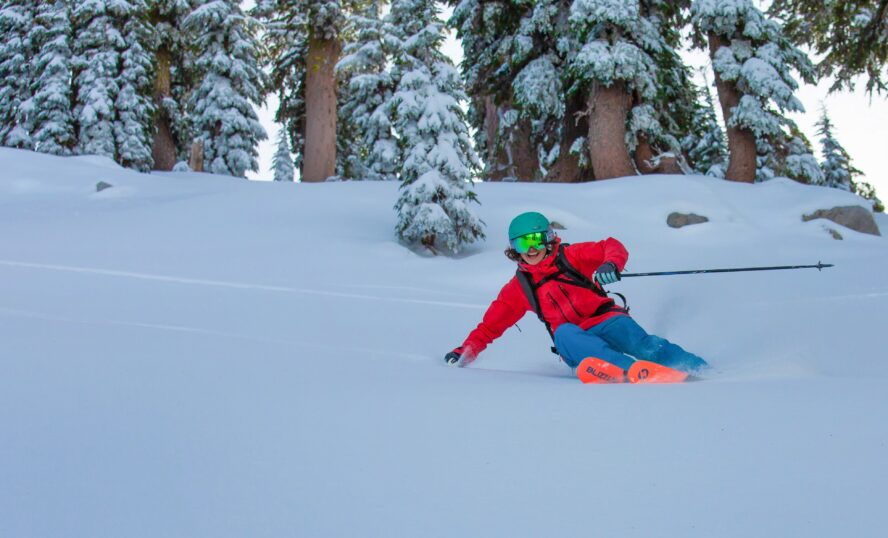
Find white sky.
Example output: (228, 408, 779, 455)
(248, 5, 887, 202)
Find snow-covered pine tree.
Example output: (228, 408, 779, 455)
(0, 0, 36, 149)
(72, 1, 122, 159)
(854, 181, 885, 213)
(252, 0, 308, 172)
(769, 0, 888, 95)
(303, 0, 346, 182)
(815, 105, 861, 191)
(114, 1, 155, 172)
(29, 0, 76, 156)
(337, 1, 398, 181)
(633, 1, 711, 174)
(183, 0, 267, 178)
(826, 117, 886, 209)
(389, 0, 485, 253)
(148, 0, 194, 170)
(691, 0, 818, 183)
(683, 74, 727, 177)
(568, 0, 665, 179)
(772, 123, 823, 185)
(272, 127, 295, 181)
(452, 0, 556, 182)
(257, 1, 369, 181)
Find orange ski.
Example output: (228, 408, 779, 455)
(627, 360, 690, 384)
(576, 357, 627, 384)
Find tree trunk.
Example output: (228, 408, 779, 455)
(303, 33, 340, 182)
(586, 82, 635, 180)
(152, 46, 176, 171)
(656, 154, 683, 174)
(483, 96, 507, 181)
(483, 97, 539, 181)
(635, 136, 685, 175)
(708, 32, 757, 183)
(510, 116, 539, 181)
(545, 93, 587, 182)
(634, 134, 657, 174)
(189, 140, 204, 172)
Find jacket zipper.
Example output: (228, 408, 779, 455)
(558, 284, 583, 318)
(546, 292, 570, 322)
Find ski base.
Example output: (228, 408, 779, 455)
(576, 357, 626, 384)
(627, 360, 690, 383)
(576, 357, 693, 384)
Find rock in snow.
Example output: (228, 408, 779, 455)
(802, 205, 881, 236)
(667, 211, 709, 228)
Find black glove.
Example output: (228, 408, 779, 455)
(444, 350, 461, 366)
(594, 261, 621, 285)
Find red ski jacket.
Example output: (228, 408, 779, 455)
(458, 237, 629, 359)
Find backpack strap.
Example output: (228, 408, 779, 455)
(515, 269, 554, 339)
(554, 245, 630, 312)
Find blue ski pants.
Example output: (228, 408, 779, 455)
(553, 316, 708, 373)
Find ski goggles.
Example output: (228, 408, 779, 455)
(510, 231, 551, 254)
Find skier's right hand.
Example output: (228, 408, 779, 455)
(444, 349, 462, 366)
(594, 261, 621, 285)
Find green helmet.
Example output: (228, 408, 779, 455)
(508, 211, 551, 240)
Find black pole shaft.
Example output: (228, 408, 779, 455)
(621, 262, 833, 278)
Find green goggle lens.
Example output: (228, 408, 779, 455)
(511, 232, 548, 254)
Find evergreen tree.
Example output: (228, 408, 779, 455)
(253, 0, 308, 172)
(490, 0, 562, 181)
(691, 0, 818, 183)
(72, 0, 121, 159)
(769, 0, 888, 95)
(815, 105, 861, 190)
(337, 1, 398, 181)
(272, 127, 295, 181)
(813, 105, 883, 211)
(29, 0, 76, 156)
(68, 0, 154, 170)
(389, 0, 485, 253)
(854, 181, 885, 213)
(568, 0, 666, 179)
(302, 0, 347, 182)
(683, 77, 727, 177)
(256, 1, 359, 181)
(627, 0, 693, 172)
(0, 0, 36, 149)
(451, 0, 566, 182)
(769, 123, 823, 184)
(148, 0, 194, 170)
(184, 0, 268, 177)
(114, 1, 155, 171)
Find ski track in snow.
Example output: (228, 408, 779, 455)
(0, 260, 487, 311)
(0, 305, 429, 363)
(340, 283, 475, 297)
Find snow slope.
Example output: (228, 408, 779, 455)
(0, 147, 886, 537)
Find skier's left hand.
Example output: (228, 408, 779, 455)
(444, 350, 462, 366)
(594, 261, 621, 285)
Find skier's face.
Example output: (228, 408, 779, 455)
(520, 246, 547, 265)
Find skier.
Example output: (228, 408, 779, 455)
(444, 212, 709, 383)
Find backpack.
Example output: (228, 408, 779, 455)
(514, 243, 629, 352)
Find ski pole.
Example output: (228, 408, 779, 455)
(621, 261, 833, 278)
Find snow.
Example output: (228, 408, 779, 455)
(512, 55, 563, 119)
(1, 147, 886, 537)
